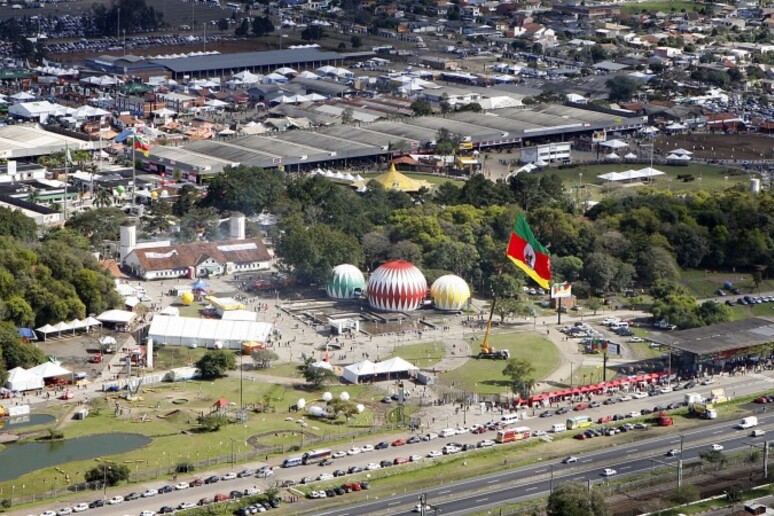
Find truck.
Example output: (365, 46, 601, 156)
(690, 402, 717, 419)
(737, 416, 758, 429)
(685, 392, 705, 405)
(476, 299, 510, 360)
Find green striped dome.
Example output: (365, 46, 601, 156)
(327, 264, 366, 299)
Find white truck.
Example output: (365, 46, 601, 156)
(737, 416, 758, 429)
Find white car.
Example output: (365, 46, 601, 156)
(531, 430, 547, 437)
(142, 488, 158, 498)
(409, 454, 423, 462)
(427, 450, 442, 458)
(72, 503, 89, 513)
(174, 482, 190, 490)
(108, 495, 124, 505)
(361, 444, 375, 453)
(347, 447, 361, 455)
(628, 337, 644, 343)
(317, 473, 333, 481)
(632, 392, 649, 399)
(332, 451, 347, 458)
(422, 432, 439, 441)
(477, 439, 496, 448)
(659, 386, 673, 393)
(562, 456, 579, 464)
(40, 511, 57, 516)
(56, 509, 72, 516)
(618, 395, 633, 402)
(629, 411, 642, 418)
(366, 462, 382, 470)
(256, 466, 274, 477)
(221, 472, 237, 481)
(178, 501, 196, 509)
(413, 504, 432, 513)
(711, 444, 724, 451)
(140, 511, 157, 516)
(601, 468, 617, 477)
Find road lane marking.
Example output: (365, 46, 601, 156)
(388, 501, 400, 506)
(627, 448, 638, 453)
(534, 469, 547, 473)
(476, 497, 489, 502)
(581, 459, 593, 463)
(620, 466, 631, 470)
(487, 479, 500, 484)
(525, 487, 538, 492)
(439, 490, 451, 495)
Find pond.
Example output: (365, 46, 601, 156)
(1, 413, 56, 430)
(0, 433, 151, 481)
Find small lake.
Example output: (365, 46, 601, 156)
(0, 433, 151, 481)
(1, 413, 56, 429)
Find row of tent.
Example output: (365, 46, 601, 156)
(36, 317, 102, 340)
(310, 169, 365, 182)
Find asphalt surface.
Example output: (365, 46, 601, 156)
(19, 370, 774, 516)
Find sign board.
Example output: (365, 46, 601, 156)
(592, 130, 606, 143)
(272, 157, 282, 165)
(410, 140, 419, 148)
(550, 282, 572, 299)
(459, 141, 474, 151)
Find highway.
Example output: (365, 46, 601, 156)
(15, 371, 774, 516)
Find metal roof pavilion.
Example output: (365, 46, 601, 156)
(647, 316, 774, 355)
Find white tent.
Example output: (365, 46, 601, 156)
(600, 139, 628, 149)
(665, 123, 686, 131)
(97, 310, 137, 325)
(28, 362, 72, 379)
(275, 66, 297, 76)
(624, 152, 638, 159)
(342, 357, 418, 384)
(311, 360, 333, 370)
(298, 71, 320, 80)
(640, 126, 660, 134)
(148, 315, 273, 349)
(5, 367, 44, 392)
(604, 152, 621, 160)
(11, 91, 36, 101)
(597, 167, 666, 182)
(667, 153, 691, 161)
(158, 306, 180, 317)
(671, 148, 693, 156)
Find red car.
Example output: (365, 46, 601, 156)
(393, 457, 409, 465)
(189, 478, 204, 487)
(598, 415, 613, 424)
(573, 403, 588, 411)
(755, 396, 769, 404)
(213, 493, 229, 502)
(471, 425, 487, 434)
(391, 438, 407, 447)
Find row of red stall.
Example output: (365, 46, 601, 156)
(519, 373, 664, 407)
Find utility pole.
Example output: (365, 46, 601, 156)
(678, 434, 684, 489)
(419, 493, 427, 516)
(549, 464, 554, 493)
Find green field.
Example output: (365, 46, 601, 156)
(439, 332, 560, 394)
(679, 269, 774, 299)
(619, 0, 703, 13)
(385, 342, 446, 368)
(553, 163, 742, 202)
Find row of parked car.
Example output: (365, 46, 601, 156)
(722, 295, 774, 306)
(306, 481, 370, 499)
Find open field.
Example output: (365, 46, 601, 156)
(679, 269, 774, 299)
(439, 332, 559, 394)
(653, 133, 774, 161)
(385, 342, 446, 369)
(619, 0, 705, 13)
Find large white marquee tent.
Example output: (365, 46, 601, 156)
(148, 316, 273, 349)
(5, 367, 44, 391)
(597, 167, 666, 183)
(343, 357, 419, 384)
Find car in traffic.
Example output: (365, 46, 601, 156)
(392, 438, 407, 446)
(427, 450, 442, 458)
(375, 441, 389, 449)
(125, 492, 141, 501)
(666, 449, 680, 456)
(221, 472, 238, 481)
(361, 444, 375, 452)
(711, 444, 724, 451)
(423, 432, 439, 441)
(477, 439, 496, 448)
(178, 501, 196, 509)
(410, 454, 423, 462)
(319, 458, 334, 466)
(142, 488, 158, 497)
(174, 482, 190, 490)
(71, 503, 88, 513)
(562, 456, 579, 464)
(331, 450, 347, 458)
(407, 435, 422, 443)
(108, 495, 124, 505)
(601, 468, 617, 477)
(237, 469, 254, 478)
(347, 447, 361, 455)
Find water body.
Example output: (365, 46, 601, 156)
(1, 414, 56, 430)
(0, 433, 151, 481)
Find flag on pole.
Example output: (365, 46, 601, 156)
(133, 134, 151, 157)
(506, 213, 551, 289)
(65, 145, 73, 166)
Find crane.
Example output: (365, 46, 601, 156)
(476, 298, 510, 360)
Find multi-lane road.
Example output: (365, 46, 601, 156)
(16, 371, 774, 516)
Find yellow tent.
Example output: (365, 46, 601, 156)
(371, 163, 432, 193)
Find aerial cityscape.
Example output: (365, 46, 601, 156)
(1, 0, 774, 515)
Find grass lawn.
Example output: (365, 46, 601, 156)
(679, 269, 774, 299)
(385, 342, 446, 368)
(571, 364, 618, 386)
(553, 163, 741, 203)
(620, 0, 704, 13)
(438, 332, 560, 394)
(263, 362, 302, 378)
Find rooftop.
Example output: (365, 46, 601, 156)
(647, 316, 774, 355)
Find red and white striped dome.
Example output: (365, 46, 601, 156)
(367, 260, 427, 312)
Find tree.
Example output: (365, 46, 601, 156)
(301, 25, 325, 41)
(93, 186, 114, 208)
(606, 76, 640, 103)
(235, 18, 250, 36)
(217, 17, 229, 31)
(0, 322, 45, 370)
(196, 350, 237, 379)
(252, 348, 279, 369)
(202, 165, 285, 216)
(251, 15, 274, 37)
(495, 298, 533, 322)
(328, 398, 359, 421)
(84, 463, 131, 487)
(410, 99, 433, 116)
(197, 413, 230, 432)
(502, 358, 536, 397)
(699, 449, 726, 468)
(299, 358, 336, 389)
(586, 297, 604, 315)
(350, 35, 362, 48)
(546, 482, 609, 516)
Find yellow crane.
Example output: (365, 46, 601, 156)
(477, 299, 510, 360)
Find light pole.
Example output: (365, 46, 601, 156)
(569, 361, 574, 389)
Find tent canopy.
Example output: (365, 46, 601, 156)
(342, 357, 418, 383)
(598, 167, 666, 182)
(600, 139, 628, 149)
(97, 310, 137, 324)
(5, 367, 44, 391)
(148, 316, 273, 349)
(28, 362, 71, 379)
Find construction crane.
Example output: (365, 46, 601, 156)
(476, 299, 510, 360)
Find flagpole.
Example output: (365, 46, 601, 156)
(63, 143, 68, 222)
(131, 130, 136, 207)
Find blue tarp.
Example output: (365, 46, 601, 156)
(18, 327, 35, 339)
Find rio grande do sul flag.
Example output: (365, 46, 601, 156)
(506, 213, 551, 289)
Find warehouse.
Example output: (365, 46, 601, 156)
(647, 316, 774, 375)
(145, 104, 647, 180)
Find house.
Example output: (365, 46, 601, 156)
(121, 214, 273, 280)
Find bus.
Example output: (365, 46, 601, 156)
(496, 426, 531, 444)
(302, 448, 332, 465)
(281, 456, 303, 468)
(566, 415, 593, 430)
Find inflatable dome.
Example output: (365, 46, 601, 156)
(326, 264, 366, 299)
(367, 260, 427, 312)
(431, 275, 471, 311)
(180, 291, 194, 305)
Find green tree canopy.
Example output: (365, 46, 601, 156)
(202, 165, 285, 216)
(546, 482, 609, 516)
(196, 350, 237, 378)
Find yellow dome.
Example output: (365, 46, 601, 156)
(180, 292, 194, 305)
(430, 274, 470, 311)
